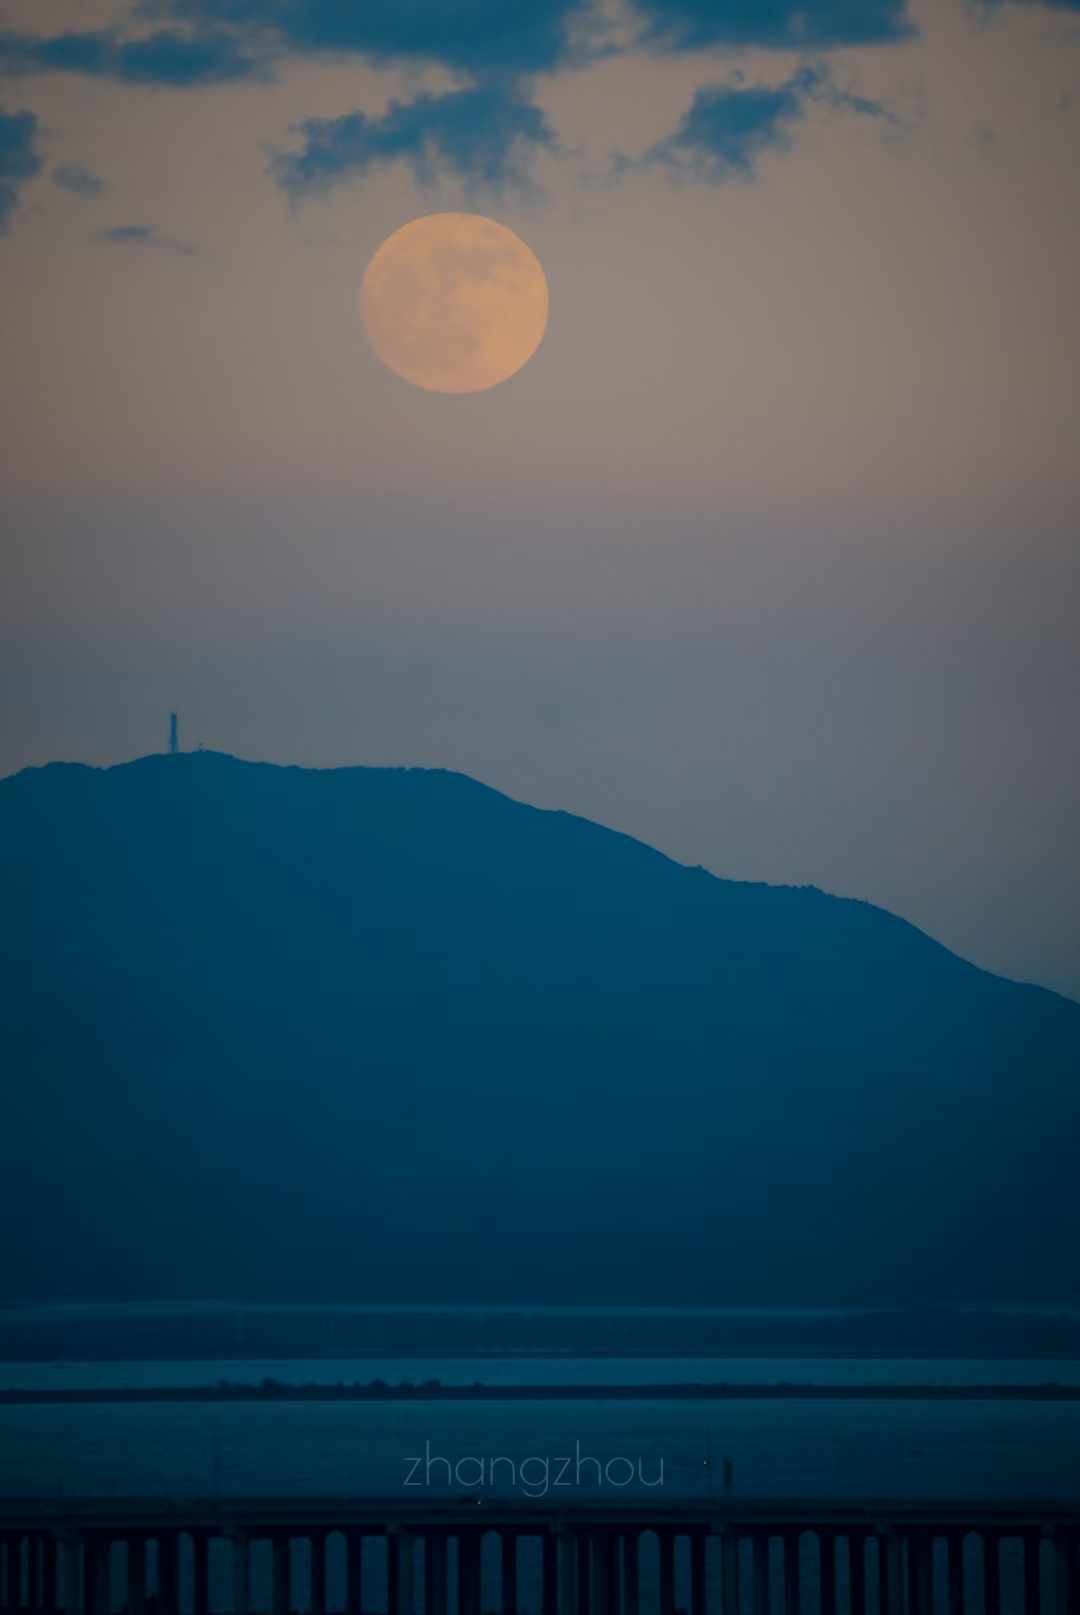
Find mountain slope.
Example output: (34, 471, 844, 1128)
(2, 752, 1077, 1305)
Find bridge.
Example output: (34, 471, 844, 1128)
(1, 1498, 1078, 1615)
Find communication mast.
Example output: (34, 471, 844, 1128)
(169, 712, 179, 755)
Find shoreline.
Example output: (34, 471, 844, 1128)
(4, 1381, 1080, 1404)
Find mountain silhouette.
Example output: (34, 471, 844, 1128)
(3, 752, 1078, 1306)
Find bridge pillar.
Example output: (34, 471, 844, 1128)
(157, 1535, 179, 1615)
(271, 1535, 290, 1615)
(589, 1536, 606, 1615)
(424, 1532, 447, 1615)
(308, 1532, 327, 1615)
(28, 1536, 43, 1608)
(983, 1533, 1002, 1615)
(719, 1532, 739, 1615)
(657, 1530, 675, 1615)
(60, 1539, 82, 1615)
(192, 1534, 210, 1615)
(1053, 1530, 1077, 1615)
(229, 1535, 250, 1615)
(687, 1531, 706, 1615)
(592, 1531, 617, 1615)
(403, 1529, 418, 1615)
(573, 1535, 590, 1615)
(619, 1534, 638, 1615)
(608, 1532, 624, 1615)
(23, 1538, 36, 1612)
(42, 1540, 58, 1614)
(2, 1536, 19, 1611)
(385, 1533, 398, 1615)
(92, 1541, 107, 1615)
(539, 1531, 557, 1615)
(1021, 1531, 1041, 1615)
(126, 1541, 146, 1615)
(457, 1531, 481, 1615)
(98, 1542, 115, 1615)
(907, 1529, 933, 1615)
(344, 1533, 363, 1615)
(817, 1531, 835, 1615)
(751, 1531, 770, 1615)
(848, 1532, 868, 1615)
(500, 1531, 517, 1615)
(89, 1543, 104, 1615)
(389, 1530, 415, 1615)
(878, 1529, 901, 1615)
(944, 1532, 965, 1615)
(781, 1531, 800, 1615)
(81, 1539, 103, 1615)
(561, 1524, 577, 1615)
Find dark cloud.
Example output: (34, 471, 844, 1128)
(633, 0, 915, 51)
(145, 0, 592, 75)
(0, 27, 259, 86)
(151, 0, 919, 69)
(2, 0, 919, 96)
(269, 85, 559, 201)
(0, 105, 40, 234)
(630, 65, 890, 181)
(97, 224, 196, 253)
(53, 163, 106, 198)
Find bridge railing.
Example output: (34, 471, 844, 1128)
(1, 1501, 1077, 1615)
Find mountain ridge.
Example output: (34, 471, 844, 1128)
(3, 750, 1078, 1307)
(5, 749, 1042, 995)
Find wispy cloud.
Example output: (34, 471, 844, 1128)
(269, 84, 560, 202)
(0, 104, 41, 234)
(981, 0, 1080, 11)
(627, 65, 892, 184)
(147, 0, 594, 76)
(631, 0, 915, 51)
(0, 26, 260, 87)
(126, 0, 916, 85)
(96, 223, 196, 253)
(53, 163, 106, 198)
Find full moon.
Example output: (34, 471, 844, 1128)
(360, 213, 549, 395)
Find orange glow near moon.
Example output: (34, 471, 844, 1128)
(360, 213, 549, 395)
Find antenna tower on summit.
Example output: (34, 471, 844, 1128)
(169, 713, 178, 755)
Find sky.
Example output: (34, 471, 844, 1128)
(2, 0, 1078, 1000)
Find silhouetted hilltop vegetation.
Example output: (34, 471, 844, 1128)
(2, 752, 1077, 1307)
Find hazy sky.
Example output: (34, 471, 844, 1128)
(3, 0, 1078, 998)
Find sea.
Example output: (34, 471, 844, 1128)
(2, 1310, 1078, 1612)
(3, 1358, 1080, 1503)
